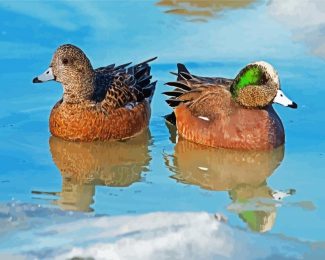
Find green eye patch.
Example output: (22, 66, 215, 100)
(232, 66, 264, 96)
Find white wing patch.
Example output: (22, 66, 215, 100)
(198, 166, 208, 171)
(198, 116, 210, 121)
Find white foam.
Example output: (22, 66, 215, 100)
(0, 203, 323, 260)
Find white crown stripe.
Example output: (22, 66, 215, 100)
(250, 61, 280, 86)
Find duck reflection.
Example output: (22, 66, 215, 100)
(165, 124, 294, 232)
(157, 0, 256, 20)
(34, 131, 152, 212)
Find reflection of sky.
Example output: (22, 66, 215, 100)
(1, 0, 324, 63)
(0, 0, 325, 245)
(0, 206, 323, 259)
(269, 0, 325, 58)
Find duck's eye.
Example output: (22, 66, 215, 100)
(62, 58, 69, 65)
(260, 73, 267, 84)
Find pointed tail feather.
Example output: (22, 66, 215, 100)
(143, 81, 157, 104)
(164, 112, 176, 126)
(129, 57, 157, 104)
(177, 63, 190, 80)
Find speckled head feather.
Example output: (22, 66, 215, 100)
(230, 61, 280, 108)
(51, 44, 95, 103)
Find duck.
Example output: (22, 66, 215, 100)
(164, 61, 297, 150)
(33, 44, 157, 142)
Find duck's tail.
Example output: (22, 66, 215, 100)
(164, 63, 197, 106)
(162, 63, 194, 126)
(128, 57, 158, 104)
(176, 63, 190, 80)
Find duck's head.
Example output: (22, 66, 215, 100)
(230, 61, 297, 109)
(33, 44, 93, 85)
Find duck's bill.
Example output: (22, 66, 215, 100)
(273, 89, 297, 109)
(32, 67, 55, 83)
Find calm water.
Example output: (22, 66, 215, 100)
(0, 0, 325, 258)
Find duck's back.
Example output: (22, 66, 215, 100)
(93, 58, 156, 104)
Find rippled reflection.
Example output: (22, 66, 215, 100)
(33, 131, 152, 212)
(165, 124, 294, 232)
(157, 0, 256, 20)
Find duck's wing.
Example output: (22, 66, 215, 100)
(171, 63, 233, 88)
(164, 63, 233, 107)
(172, 63, 233, 88)
(93, 62, 132, 102)
(164, 63, 233, 125)
(97, 57, 157, 111)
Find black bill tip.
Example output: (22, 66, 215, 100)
(288, 102, 298, 109)
(32, 77, 42, 83)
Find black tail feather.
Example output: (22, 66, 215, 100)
(135, 66, 149, 79)
(166, 98, 187, 107)
(163, 63, 192, 126)
(177, 63, 191, 80)
(165, 81, 191, 91)
(137, 57, 158, 67)
(114, 62, 132, 70)
(164, 112, 177, 126)
(162, 91, 184, 97)
(138, 75, 153, 86)
(143, 81, 157, 103)
(128, 58, 157, 103)
(177, 63, 190, 74)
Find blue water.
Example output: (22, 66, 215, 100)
(0, 0, 325, 258)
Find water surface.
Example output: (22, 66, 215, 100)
(0, 0, 325, 258)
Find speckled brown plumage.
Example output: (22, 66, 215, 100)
(164, 63, 285, 150)
(34, 44, 157, 141)
(236, 84, 276, 108)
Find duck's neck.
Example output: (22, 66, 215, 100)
(62, 71, 95, 104)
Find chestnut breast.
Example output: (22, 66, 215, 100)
(49, 101, 151, 141)
(175, 103, 284, 150)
